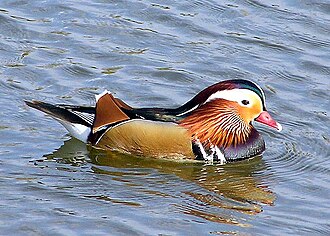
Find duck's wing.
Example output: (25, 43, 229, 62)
(96, 119, 194, 159)
(91, 91, 132, 133)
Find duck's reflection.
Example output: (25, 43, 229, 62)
(44, 138, 275, 224)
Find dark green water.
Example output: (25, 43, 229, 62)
(0, 0, 329, 235)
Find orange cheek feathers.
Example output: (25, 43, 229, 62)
(237, 102, 262, 123)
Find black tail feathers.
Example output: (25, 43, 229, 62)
(25, 101, 92, 127)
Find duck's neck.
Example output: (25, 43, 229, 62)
(222, 127, 265, 161)
(178, 104, 265, 161)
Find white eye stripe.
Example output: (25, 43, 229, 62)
(204, 89, 261, 107)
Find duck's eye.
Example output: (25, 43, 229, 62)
(241, 100, 250, 105)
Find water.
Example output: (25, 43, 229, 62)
(0, 0, 329, 235)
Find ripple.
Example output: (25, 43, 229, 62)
(183, 191, 262, 214)
(270, 69, 307, 82)
(291, 31, 330, 48)
(226, 33, 297, 53)
(174, 203, 250, 226)
(62, 64, 95, 77)
(84, 195, 142, 207)
(268, 142, 330, 181)
(300, 58, 330, 76)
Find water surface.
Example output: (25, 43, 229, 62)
(0, 0, 329, 235)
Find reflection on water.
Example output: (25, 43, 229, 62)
(44, 138, 275, 225)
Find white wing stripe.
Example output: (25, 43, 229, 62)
(70, 110, 95, 125)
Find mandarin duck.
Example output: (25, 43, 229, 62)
(26, 79, 281, 163)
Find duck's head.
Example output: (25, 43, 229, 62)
(203, 79, 282, 131)
(179, 79, 281, 160)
